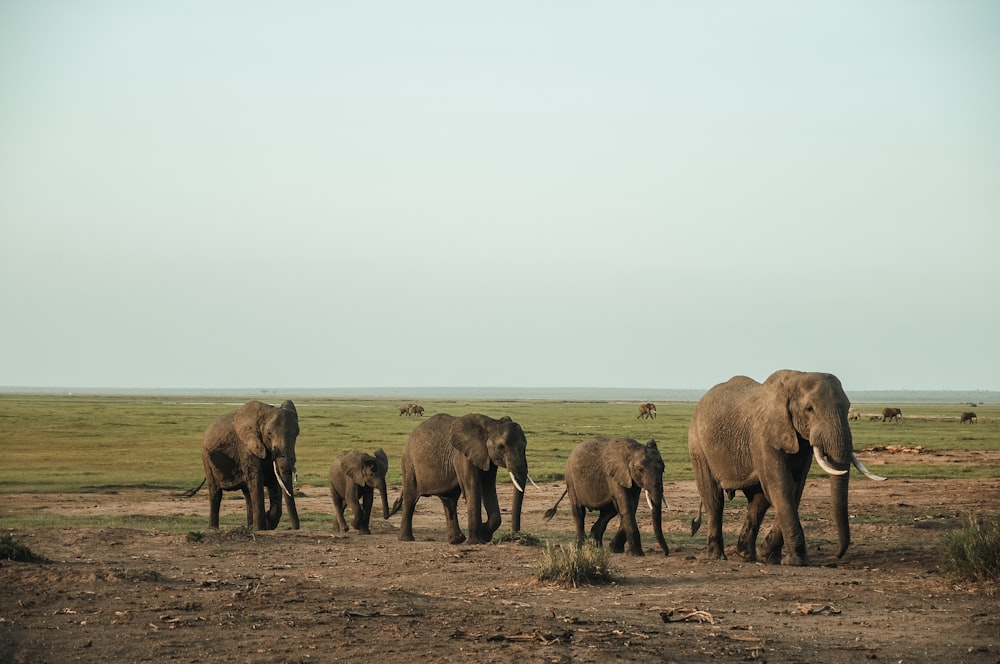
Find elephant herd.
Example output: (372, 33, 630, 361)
(186, 370, 891, 566)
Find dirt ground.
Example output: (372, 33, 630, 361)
(3, 449, 999, 664)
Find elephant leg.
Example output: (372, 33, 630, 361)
(592, 505, 618, 550)
(249, 483, 267, 531)
(266, 483, 283, 530)
(463, 475, 490, 545)
(208, 484, 224, 529)
(570, 499, 588, 546)
(692, 455, 727, 559)
(737, 486, 769, 562)
(766, 469, 809, 566)
(439, 492, 467, 545)
(398, 492, 419, 542)
(240, 487, 253, 528)
(331, 491, 349, 532)
(479, 471, 502, 543)
(359, 488, 374, 535)
(618, 492, 645, 556)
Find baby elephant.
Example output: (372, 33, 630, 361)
(329, 449, 390, 534)
(545, 436, 669, 556)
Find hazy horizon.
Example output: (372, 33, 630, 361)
(2, 3, 998, 392)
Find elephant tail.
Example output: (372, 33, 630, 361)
(388, 495, 403, 518)
(543, 489, 568, 521)
(178, 478, 206, 499)
(690, 501, 703, 537)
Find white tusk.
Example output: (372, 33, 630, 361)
(813, 446, 848, 475)
(645, 490, 654, 511)
(509, 472, 524, 494)
(528, 475, 541, 490)
(852, 452, 887, 481)
(274, 460, 292, 497)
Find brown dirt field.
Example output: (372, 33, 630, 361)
(2, 450, 999, 663)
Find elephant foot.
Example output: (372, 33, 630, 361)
(781, 553, 808, 566)
(627, 547, 645, 557)
(736, 544, 759, 562)
(609, 531, 628, 554)
(399, 532, 415, 542)
(448, 532, 467, 545)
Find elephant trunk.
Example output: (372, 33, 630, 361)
(507, 457, 528, 534)
(649, 484, 669, 557)
(377, 477, 390, 520)
(832, 471, 850, 558)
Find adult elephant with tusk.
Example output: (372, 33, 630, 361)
(688, 371, 885, 566)
(187, 400, 301, 531)
(392, 413, 530, 544)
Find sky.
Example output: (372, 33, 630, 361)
(1, 2, 998, 392)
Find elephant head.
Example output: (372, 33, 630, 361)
(348, 448, 390, 519)
(448, 414, 529, 532)
(235, 400, 299, 503)
(759, 371, 884, 558)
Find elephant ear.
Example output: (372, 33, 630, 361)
(234, 402, 268, 459)
(448, 416, 492, 472)
(373, 448, 389, 474)
(607, 443, 634, 489)
(759, 375, 800, 454)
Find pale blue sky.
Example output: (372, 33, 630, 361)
(1, 2, 998, 391)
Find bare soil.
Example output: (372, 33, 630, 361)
(3, 448, 999, 663)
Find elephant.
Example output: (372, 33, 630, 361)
(544, 436, 669, 557)
(329, 448, 390, 534)
(637, 403, 656, 419)
(409, 404, 425, 416)
(399, 404, 414, 416)
(688, 371, 886, 566)
(882, 407, 902, 422)
(960, 411, 977, 424)
(868, 415, 881, 422)
(391, 413, 530, 545)
(848, 409, 860, 421)
(186, 400, 301, 531)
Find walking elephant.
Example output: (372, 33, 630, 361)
(960, 411, 977, 424)
(329, 449, 390, 534)
(544, 436, 669, 556)
(409, 404, 425, 416)
(688, 371, 885, 566)
(391, 413, 530, 545)
(637, 403, 656, 419)
(186, 400, 301, 531)
(882, 407, 902, 422)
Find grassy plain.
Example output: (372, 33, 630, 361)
(1, 394, 997, 510)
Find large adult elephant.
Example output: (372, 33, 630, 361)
(544, 436, 669, 557)
(688, 371, 885, 566)
(392, 413, 529, 545)
(329, 449, 390, 534)
(190, 400, 301, 531)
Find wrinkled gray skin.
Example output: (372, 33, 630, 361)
(393, 413, 529, 544)
(201, 400, 300, 531)
(545, 437, 669, 557)
(689, 371, 877, 566)
(329, 449, 390, 534)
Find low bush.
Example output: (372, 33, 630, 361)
(536, 542, 618, 587)
(0, 534, 49, 563)
(942, 515, 1000, 583)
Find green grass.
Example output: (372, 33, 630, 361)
(1, 395, 997, 499)
(942, 515, 1000, 583)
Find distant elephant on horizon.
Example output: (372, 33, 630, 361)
(637, 403, 656, 419)
(409, 404, 425, 416)
(960, 412, 977, 424)
(882, 407, 902, 423)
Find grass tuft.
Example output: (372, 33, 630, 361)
(536, 541, 618, 587)
(942, 515, 1000, 583)
(492, 530, 541, 546)
(0, 534, 49, 563)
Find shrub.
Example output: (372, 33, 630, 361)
(493, 530, 541, 546)
(942, 515, 1000, 583)
(0, 534, 49, 563)
(536, 542, 618, 587)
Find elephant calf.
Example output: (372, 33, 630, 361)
(544, 436, 669, 557)
(329, 449, 390, 534)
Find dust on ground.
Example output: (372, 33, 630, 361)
(2, 448, 998, 663)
